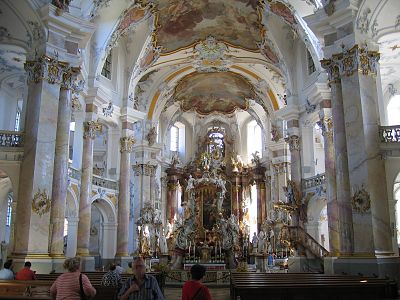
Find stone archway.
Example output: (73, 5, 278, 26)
(0, 169, 13, 266)
(306, 193, 329, 250)
(90, 197, 117, 269)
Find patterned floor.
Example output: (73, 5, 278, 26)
(164, 287, 230, 300)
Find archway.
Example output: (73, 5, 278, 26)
(306, 193, 329, 250)
(0, 168, 13, 266)
(89, 197, 117, 269)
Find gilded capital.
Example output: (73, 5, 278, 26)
(320, 116, 333, 139)
(61, 66, 81, 90)
(83, 121, 102, 139)
(25, 55, 66, 85)
(120, 136, 136, 153)
(285, 135, 300, 151)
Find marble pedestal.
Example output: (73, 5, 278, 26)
(287, 256, 322, 273)
(80, 256, 95, 271)
(255, 254, 266, 272)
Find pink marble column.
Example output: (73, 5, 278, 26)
(13, 55, 62, 255)
(50, 67, 79, 257)
(285, 129, 302, 226)
(319, 101, 340, 256)
(339, 46, 391, 255)
(231, 176, 240, 218)
(76, 121, 102, 256)
(321, 59, 354, 255)
(165, 169, 180, 224)
(116, 135, 135, 257)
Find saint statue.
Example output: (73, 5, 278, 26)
(251, 232, 258, 254)
(159, 229, 168, 255)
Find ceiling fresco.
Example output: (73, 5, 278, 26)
(153, 0, 263, 54)
(174, 71, 255, 115)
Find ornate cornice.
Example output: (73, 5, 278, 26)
(120, 136, 135, 153)
(285, 135, 300, 151)
(83, 121, 102, 139)
(321, 44, 380, 84)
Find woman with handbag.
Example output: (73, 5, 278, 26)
(182, 264, 212, 300)
(50, 257, 96, 300)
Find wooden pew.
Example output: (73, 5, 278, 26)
(230, 272, 398, 300)
(0, 280, 52, 299)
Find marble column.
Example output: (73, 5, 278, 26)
(285, 129, 302, 226)
(321, 59, 354, 255)
(50, 67, 80, 257)
(319, 101, 340, 256)
(165, 171, 180, 223)
(116, 135, 135, 257)
(13, 55, 63, 256)
(256, 181, 267, 231)
(339, 46, 392, 255)
(231, 175, 240, 218)
(66, 217, 79, 258)
(76, 121, 102, 256)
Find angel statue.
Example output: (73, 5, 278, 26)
(251, 151, 261, 166)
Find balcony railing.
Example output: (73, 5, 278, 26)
(92, 174, 118, 190)
(379, 126, 400, 143)
(302, 173, 326, 190)
(0, 131, 23, 147)
(68, 166, 81, 181)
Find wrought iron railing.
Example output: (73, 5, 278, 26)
(0, 131, 23, 147)
(92, 174, 118, 190)
(302, 173, 326, 189)
(379, 126, 400, 143)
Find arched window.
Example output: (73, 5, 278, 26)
(170, 125, 179, 152)
(247, 120, 262, 163)
(170, 122, 185, 155)
(101, 51, 112, 80)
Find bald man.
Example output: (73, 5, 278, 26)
(118, 257, 164, 300)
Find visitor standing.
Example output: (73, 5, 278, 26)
(182, 264, 212, 300)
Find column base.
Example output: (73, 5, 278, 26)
(287, 256, 323, 273)
(332, 256, 400, 281)
(79, 256, 95, 271)
(9, 255, 66, 274)
(255, 254, 266, 272)
(115, 256, 134, 270)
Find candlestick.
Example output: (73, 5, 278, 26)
(194, 244, 196, 258)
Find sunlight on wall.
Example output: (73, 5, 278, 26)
(249, 184, 258, 236)
(387, 95, 400, 126)
(247, 120, 262, 163)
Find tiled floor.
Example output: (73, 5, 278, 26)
(164, 287, 230, 300)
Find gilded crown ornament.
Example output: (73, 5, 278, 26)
(31, 189, 51, 217)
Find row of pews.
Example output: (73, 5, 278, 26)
(0, 271, 162, 300)
(230, 272, 398, 300)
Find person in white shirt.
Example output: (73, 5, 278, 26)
(115, 263, 124, 275)
(0, 260, 14, 280)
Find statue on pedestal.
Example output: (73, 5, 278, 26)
(159, 229, 168, 255)
(251, 233, 258, 254)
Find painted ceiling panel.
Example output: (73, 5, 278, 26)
(154, 0, 263, 53)
(174, 71, 255, 115)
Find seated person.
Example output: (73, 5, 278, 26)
(101, 263, 122, 288)
(126, 262, 134, 274)
(15, 261, 36, 280)
(0, 260, 14, 280)
(182, 264, 212, 300)
(118, 257, 163, 300)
